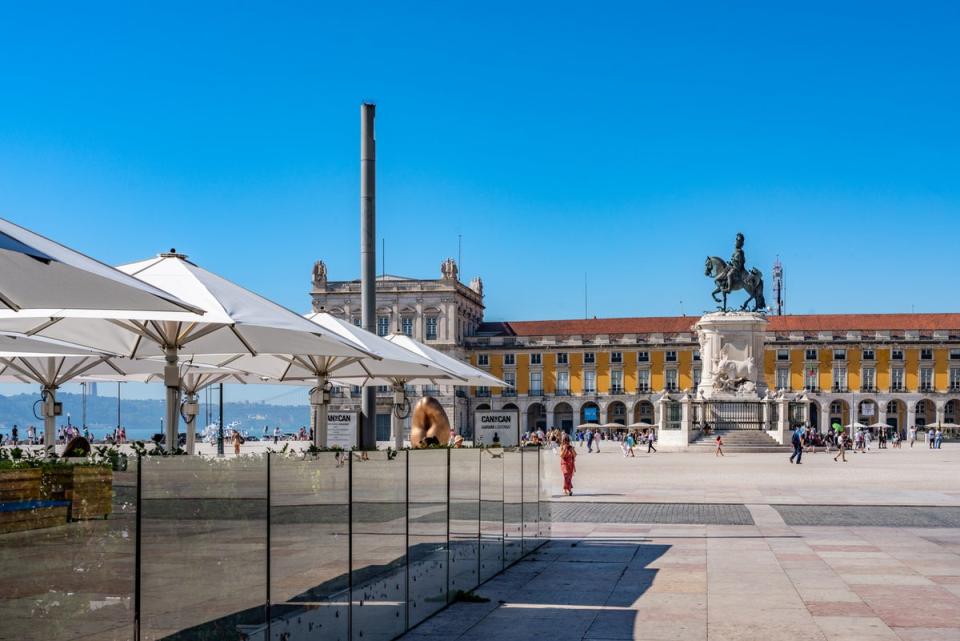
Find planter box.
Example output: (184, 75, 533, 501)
(43, 465, 113, 521)
(0, 500, 69, 534)
(0, 468, 42, 502)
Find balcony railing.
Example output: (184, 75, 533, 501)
(555, 387, 571, 396)
(860, 386, 877, 393)
(950, 383, 960, 392)
(665, 384, 679, 392)
(528, 388, 544, 397)
(890, 384, 905, 392)
(919, 384, 934, 392)
(832, 384, 847, 393)
(804, 385, 820, 393)
(476, 389, 491, 398)
(609, 386, 624, 395)
(637, 385, 651, 393)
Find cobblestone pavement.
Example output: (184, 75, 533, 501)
(549, 502, 754, 525)
(774, 504, 960, 528)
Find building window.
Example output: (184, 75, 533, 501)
(425, 317, 438, 340)
(830, 401, 844, 415)
(584, 371, 596, 393)
(477, 386, 490, 398)
(556, 371, 569, 395)
(665, 350, 677, 362)
(530, 353, 542, 365)
(477, 354, 489, 367)
(891, 348, 903, 361)
(610, 351, 622, 364)
(920, 367, 933, 391)
(557, 352, 568, 365)
(637, 351, 649, 363)
(833, 349, 846, 361)
(950, 349, 960, 361)
(693, 350, 701, 361)
(401, 316, 413, 337)
(920, 348, 933, 361)
(376, 315, 390, 336)
(804, 367, 818, 391)
(637, 369, 650, 393)
(503, 371, 516, 392)
(665, 369, 678, 391)
(805, 349, 818, 361)
(504, 353, 515, 366)
(777, 349, 789, 361)
(861, 367, 875, 391)
(353, 317, 361, 327)
(776, 367, 789, 390)
(886, 401, 898, 414)
(862, 349, 875, 361)
(950, 368, 960, 391)
(610, 370, 623, 394)
(891, 367, 904, 391)
(529, 371, 542, 395)
(693, 368, 701, 388)
(832, 366, 847, 391)
(583, 352, 595, 364)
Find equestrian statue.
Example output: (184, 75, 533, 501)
(704, 232, 766, 312)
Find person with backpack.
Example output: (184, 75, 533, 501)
(789, 425, 804, 464)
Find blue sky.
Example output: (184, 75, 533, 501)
(1, 2, 958, 402)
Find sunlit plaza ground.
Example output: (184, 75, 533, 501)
(398, 445, 960, 641)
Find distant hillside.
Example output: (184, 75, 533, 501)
(0, 391, 310, 438)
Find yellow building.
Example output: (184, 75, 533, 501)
(465, 314, 960, 434)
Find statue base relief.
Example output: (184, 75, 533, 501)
(695, 311, 768, 401)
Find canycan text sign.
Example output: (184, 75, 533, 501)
(475, 410, 519, 446)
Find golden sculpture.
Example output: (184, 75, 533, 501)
(410, 396, 451, 447)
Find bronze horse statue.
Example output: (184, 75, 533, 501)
(704, 256, 765, 312)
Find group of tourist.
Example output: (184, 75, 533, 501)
(567, 427, 658, 455)
(786, 424, 946, 464)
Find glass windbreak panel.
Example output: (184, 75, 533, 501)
(448, 448, 480, 596)
(270, 453, 349, 641)
(407, 449, 449, 627)
(539, 448, 553, 541)
(479, 449, 504, 582)
(502, 447, 524, 564)
(140, 455, 268, 641)
(522, 446, 541, 554)
(0, 458, 137, 641)
(351, 450, 406, 641)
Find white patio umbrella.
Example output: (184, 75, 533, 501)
(195, 312, 463, 448)
(0, 349, 264, 451)
(0, 217, 201, 314)
(0, 251, 376, 449)
(78, 361, 272, 453)
(334, 332, 508, 448)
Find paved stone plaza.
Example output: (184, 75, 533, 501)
(399, 445, 960, 641)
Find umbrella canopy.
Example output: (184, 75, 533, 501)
(191, 312, 461, 448)
(381, 333, 508, 388)
(0, 218, 201, 314)
(627, 421, 656, 429)
(0, 251, 376, 449)
(577, 423, 600, 429)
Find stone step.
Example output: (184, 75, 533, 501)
(690, 429, 792, 452)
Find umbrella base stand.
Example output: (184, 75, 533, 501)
(310, 380, 329, 449)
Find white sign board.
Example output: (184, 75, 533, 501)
(475, 410, 519, 447)
(327, 411, 358, 449)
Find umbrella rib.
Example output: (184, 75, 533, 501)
(24, 317, 62, 337)
(4, 358, 44, 385)
(60, 356, 111, 384)
(229, 326, 257, 356)
(180, 322, 222, 345)
(0, 290, 20, 311)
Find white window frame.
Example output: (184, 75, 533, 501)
(665, 350, 677, 363)
(583, 352, 595, 364)
(776, 367, 790, 390)
(583, 370, 596, 394)
(556, 371, 570, 395)
(556, 352, 568, 365)
(610, 369, 623, 393)
(776, 349, 789, 361)
(637, 369, 651, 392)
(665, 368, 678, 391)
(425, 316, 438, 341)
(503, 353, 515, 366)
(610, 351, 622, 364)
(530, 353, 542, 365)
(477, 354, 489, 367)
(637, 351, 650, 363)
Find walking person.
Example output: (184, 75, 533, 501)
(593, 429, 601, 453)
(789, 425, 804, 464)
(585, 429, 594, 453)
(934, 427, 943, 449)
(27, 425, 36, 446)
(834, 432, 848, 462)
(10, 425, 18, 447)
(273, 425, 281, 445)
(232, 429, 244, 456)
(715, 434, 724, 457)
(927, 427, 935, 449)
(625, 432, 636, 457)
(559, 434, 577, 496)
(646, 430, 657, 453)
(909, 426, 917, 447)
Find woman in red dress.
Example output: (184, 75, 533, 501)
(559, 434, 577, 496)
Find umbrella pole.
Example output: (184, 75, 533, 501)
(41, 384, 58, 455)
(391, 383, 404, 451)
(183, 392, 199, 455)
(311, 376, 329, 448)
(164, 346, 181, 451)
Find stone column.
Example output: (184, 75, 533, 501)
(821, 403, 832, 434)
(680, 394, 692, 444)
(775, 397, 790, 445)
(906, 404, 916, 440)
(936, 402, 946, 427)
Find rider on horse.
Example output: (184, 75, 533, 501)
(722, 233, 745, 294)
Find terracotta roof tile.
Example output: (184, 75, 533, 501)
(477, 313, 960, 337)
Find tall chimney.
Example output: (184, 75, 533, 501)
(360, 103, 377, 449)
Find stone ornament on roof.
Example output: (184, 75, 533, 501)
(312, 260, 327, 288)
(440, 257, 458, 281)
(469, 277, 483, 296)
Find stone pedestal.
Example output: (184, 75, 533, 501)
(695, 312, 768, 400)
